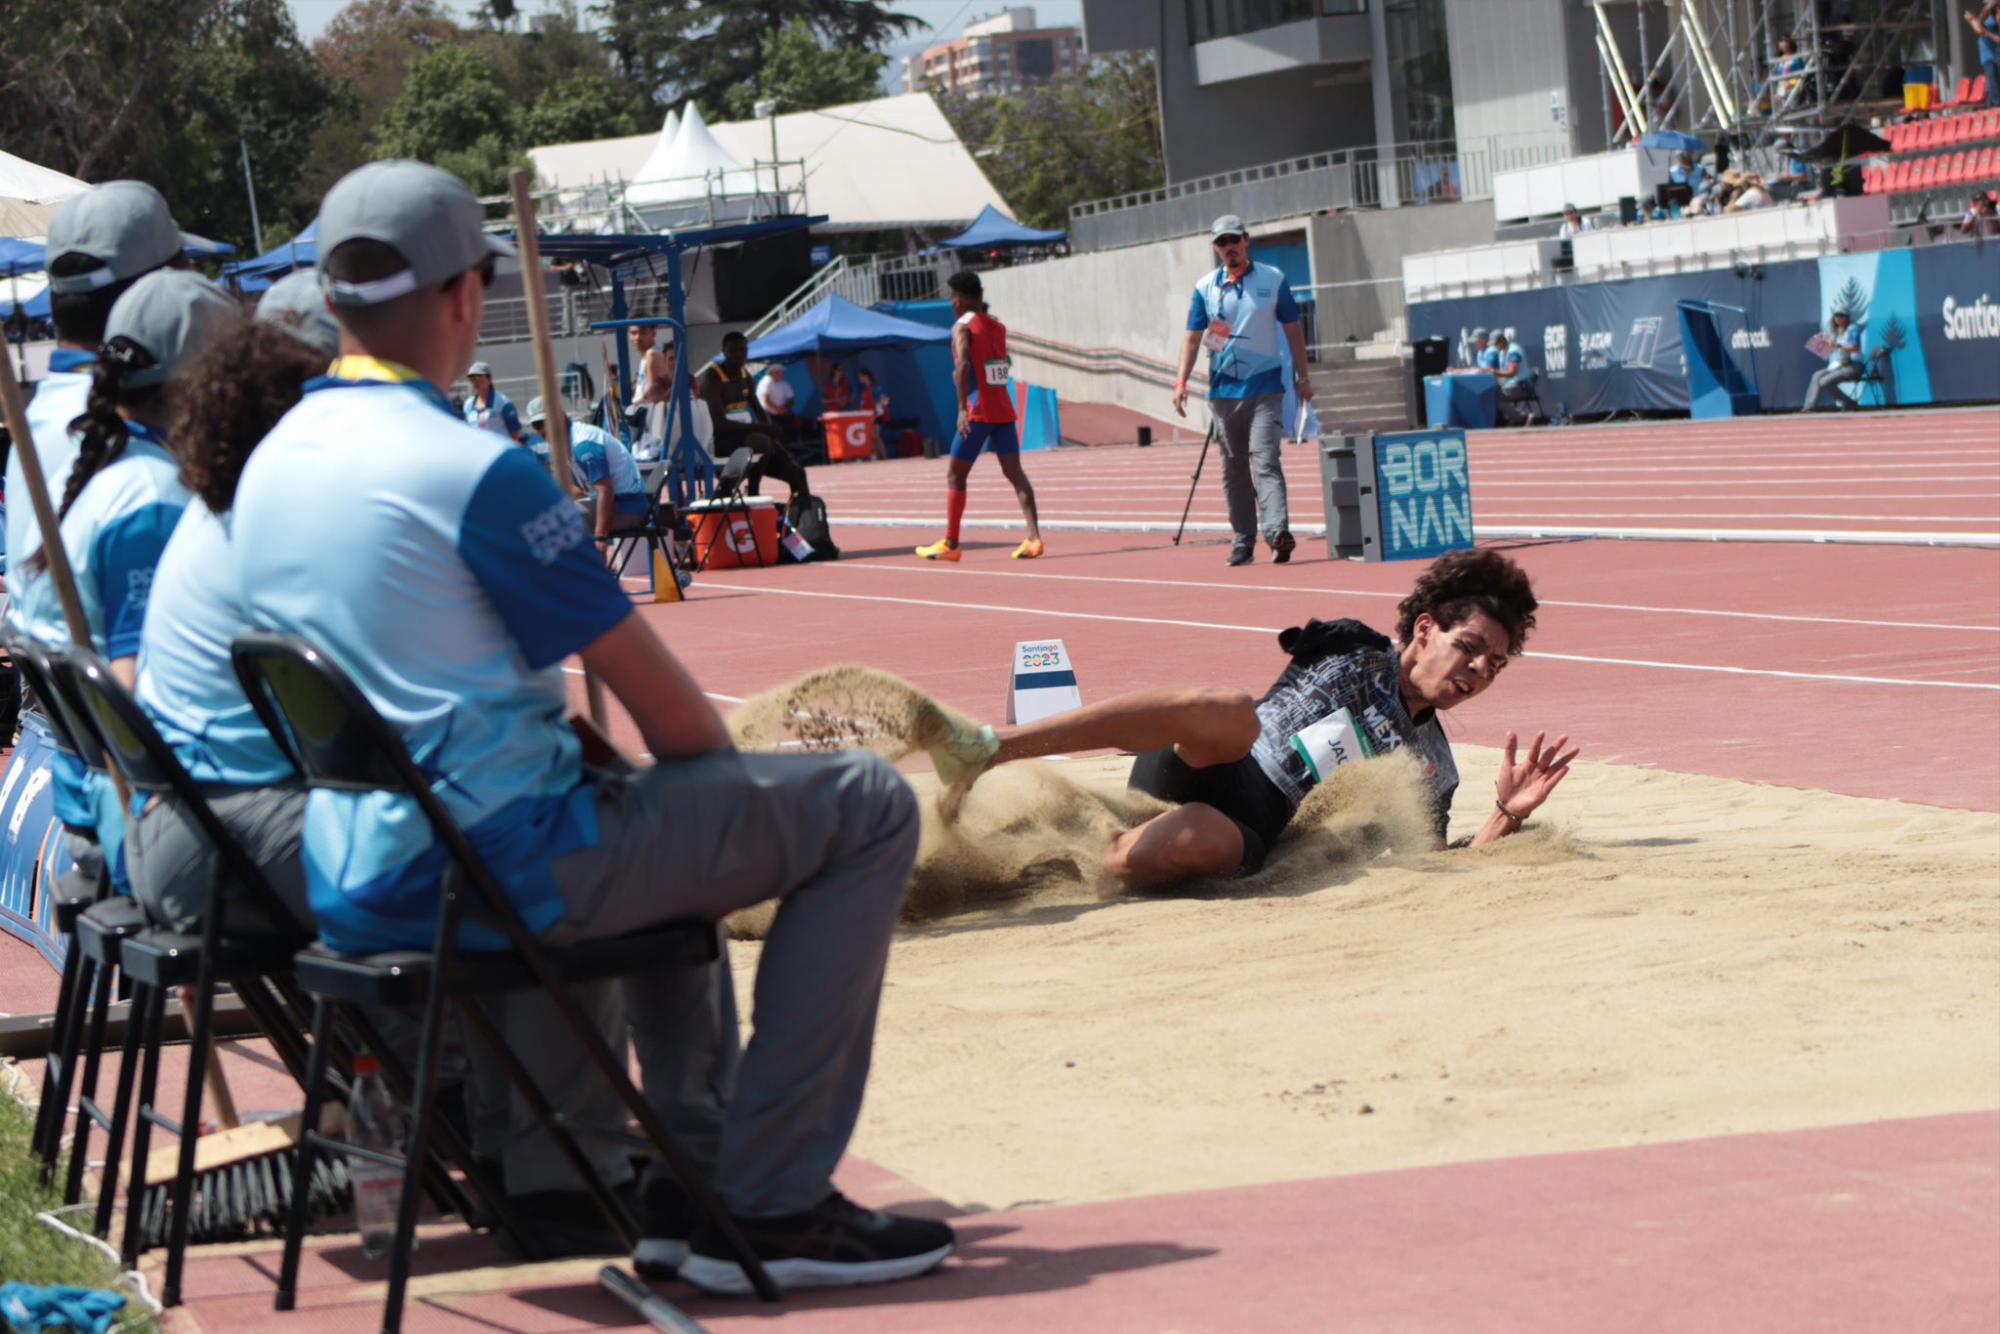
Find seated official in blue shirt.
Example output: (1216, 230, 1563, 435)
(525, 395, 649, 543)
(1803, 309, 1865, 412)
(228, 160, 949, 1294)
(12, 271, 236, 891)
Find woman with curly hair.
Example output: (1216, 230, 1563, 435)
(928, 548, 1578, 888)
(11, 270, 237, 887)
(126, 291, 330, 935)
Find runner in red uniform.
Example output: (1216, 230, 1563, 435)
(916, 270, 1044, 562)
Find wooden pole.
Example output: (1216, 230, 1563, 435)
(508, 169, 609, 729)
(0, 352, 92, 647)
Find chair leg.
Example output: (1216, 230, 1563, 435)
(119, 986, 168, 1266)
(382, 983, 455, 1333)
(31, 939, 85, 1165)
(275, 998, 333, 1312)
(92, 980, 152, 1239)
(62, 958, 117, 1207)
(163, 958, 221, 1307)
(37, 949, 94, 1181)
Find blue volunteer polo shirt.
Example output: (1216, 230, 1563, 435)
(464, 388, 522, 439)
(231, 356, 634, 953)
(12, 423, 188, 870)
(3, 348, 95, 582)
(137, 502, 297, 786)
(1186, 260, 1300, 399)
(568, 421, 649, 520)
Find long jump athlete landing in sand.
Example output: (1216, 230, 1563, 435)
(931, 549, 1579, 887)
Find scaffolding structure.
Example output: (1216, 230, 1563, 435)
(1592, 0, 1954, 154)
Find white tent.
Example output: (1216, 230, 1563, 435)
(626, 102, 757, 207)
(531, 93, 1009, 233)
(628, 108, 681, 188)
(1, 148, 90, 237)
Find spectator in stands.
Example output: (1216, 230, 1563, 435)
(699, 330, 813, 519)
(1490, 333, 1539, 423)
(1803, 309, 1864, 411)
(463, 360, 523, 443)
(1967, 4, 2000, 108)
(525, 395, 648, 548)
(755, 361, 797, 443)
(1960, 192, 2000, 237)
(234, 159, 948, 1292)
(1728, 172, 1773, 211)
(1557, 203, 1595, 239)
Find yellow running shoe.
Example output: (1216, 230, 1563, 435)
(1011, 538, 1045, 560)
(915, 539, 961, 562)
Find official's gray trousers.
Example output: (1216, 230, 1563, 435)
(1803, 361, 1863, 410)
(521, 748, 919, 1216)
(1209, 393, 1288, 551)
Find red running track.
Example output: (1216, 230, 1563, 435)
(804, 408, 2000, 546)
(606, 522, 2000, 813)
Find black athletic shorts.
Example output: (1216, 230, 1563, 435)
(1126, 747, 1296, 877)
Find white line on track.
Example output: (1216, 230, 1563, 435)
(688, 584, 2000, 691)
(799, 563, 2000, 634)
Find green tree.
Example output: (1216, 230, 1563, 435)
(721, 20, 887, 120)
(485, 0, 647, 145)
(520, 71, 645, 146)
(595, 0, 918, 113)
(372, 43, 521, 194)
(313, 0, 464, 116)
(938, 53, 1164, 231)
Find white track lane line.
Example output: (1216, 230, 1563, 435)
(831, 515, 2000, 546)
(688, 584, 2000, 691)
(792, 563, 2000, 634)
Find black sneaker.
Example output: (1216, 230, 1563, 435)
(633, 1171, 697, 1278)
(1226, 546, 1254, 567)
(1272, 531, 1296, 564)
(496, 1178, 638, 1261)
(678, 1190, 955, 1296)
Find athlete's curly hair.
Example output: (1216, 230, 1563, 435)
(1396, 548, 1539, 654)
(171, 322, 325, 513)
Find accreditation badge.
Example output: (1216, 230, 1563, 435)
(1289, 706, 1376, 784)
(1202, 318, 1233, 353)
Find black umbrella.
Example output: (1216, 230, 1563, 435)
(1800, 121, 1893, 162)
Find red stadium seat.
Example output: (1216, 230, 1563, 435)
(1886, 123, 1905, 153)
(1919, 156, 1940, 188)
(1862, 163, 1880, 194)
(1949, 76, 1973, 108)
(1952, 151, 1972, 183)
(1889, 159, 1912, 193)
(1974, 76, 1989, 108)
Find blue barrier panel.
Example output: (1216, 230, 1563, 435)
(1677, 300, 1761, 418)
(0, 713, 76, 972)
(1372, 428, 1475, 562)
(1021, 384, 1062, 450)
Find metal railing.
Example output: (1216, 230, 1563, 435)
(495, 161, 812, 237)
(1068, 134, 1572, 251)
(478, 287, 678, 347)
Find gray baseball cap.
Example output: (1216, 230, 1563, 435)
(255, 270, 341, 357)
(316, 160, 514, 307)
(1210, 214, 1247, 240)
(525, 395, 548, 423)
(467, 360, 493, 378)
(46, 182, 183, 295)
(1470, 326, 1488, 341)
(104, 271, 239, 389)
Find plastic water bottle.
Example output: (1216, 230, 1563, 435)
(346, 1054, 408, 1260)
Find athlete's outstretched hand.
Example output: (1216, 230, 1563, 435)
(1496, 730, 1578, 819)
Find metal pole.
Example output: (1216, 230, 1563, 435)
(239, 138, 265, 255)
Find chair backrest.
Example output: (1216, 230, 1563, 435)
(719, 446, 753, 485)
(50, 643, 298, 934)
(228, 631, 534, 945)
(229, 633, 409, 793)
(4, 632, 106, 771)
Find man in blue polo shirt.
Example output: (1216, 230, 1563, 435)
(230, 160, 946, 1294)
(1173, 214, 1315, 567)
(525, 394, 648, 541)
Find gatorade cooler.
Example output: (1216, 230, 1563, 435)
(823, 410, 878, 462)
(686, 496, 781, 569)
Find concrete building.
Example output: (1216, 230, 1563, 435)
(903, 7, 1086, 99)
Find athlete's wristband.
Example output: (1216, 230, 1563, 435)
(1494, 797, 1525, 828)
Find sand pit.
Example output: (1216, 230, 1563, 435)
(725, 748, 2000, 1212)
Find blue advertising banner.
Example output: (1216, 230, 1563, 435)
(1372, 428, 1474, 562)
(1409, 241, 2000, 417)
(0, 713, 76, 971)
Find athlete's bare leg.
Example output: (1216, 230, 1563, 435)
(996, 451, 1042, 543)
(1103, 802, 1246, 888)
(991, 687, 1258, 768)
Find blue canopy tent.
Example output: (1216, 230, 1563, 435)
(936, 203, 1065, 251)
(535, 215, 824, 507)
(747, 295, 954, 452)
(1638, 129, 1707, 154)
(223, 218, 318, 287)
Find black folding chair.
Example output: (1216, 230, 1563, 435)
(605, 460, 684, 592)
(694, 446, 769, 574)
(229, 633, 779, 1330)
(48, 646, 501, 1303)
(5, 633, 121, 1186)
